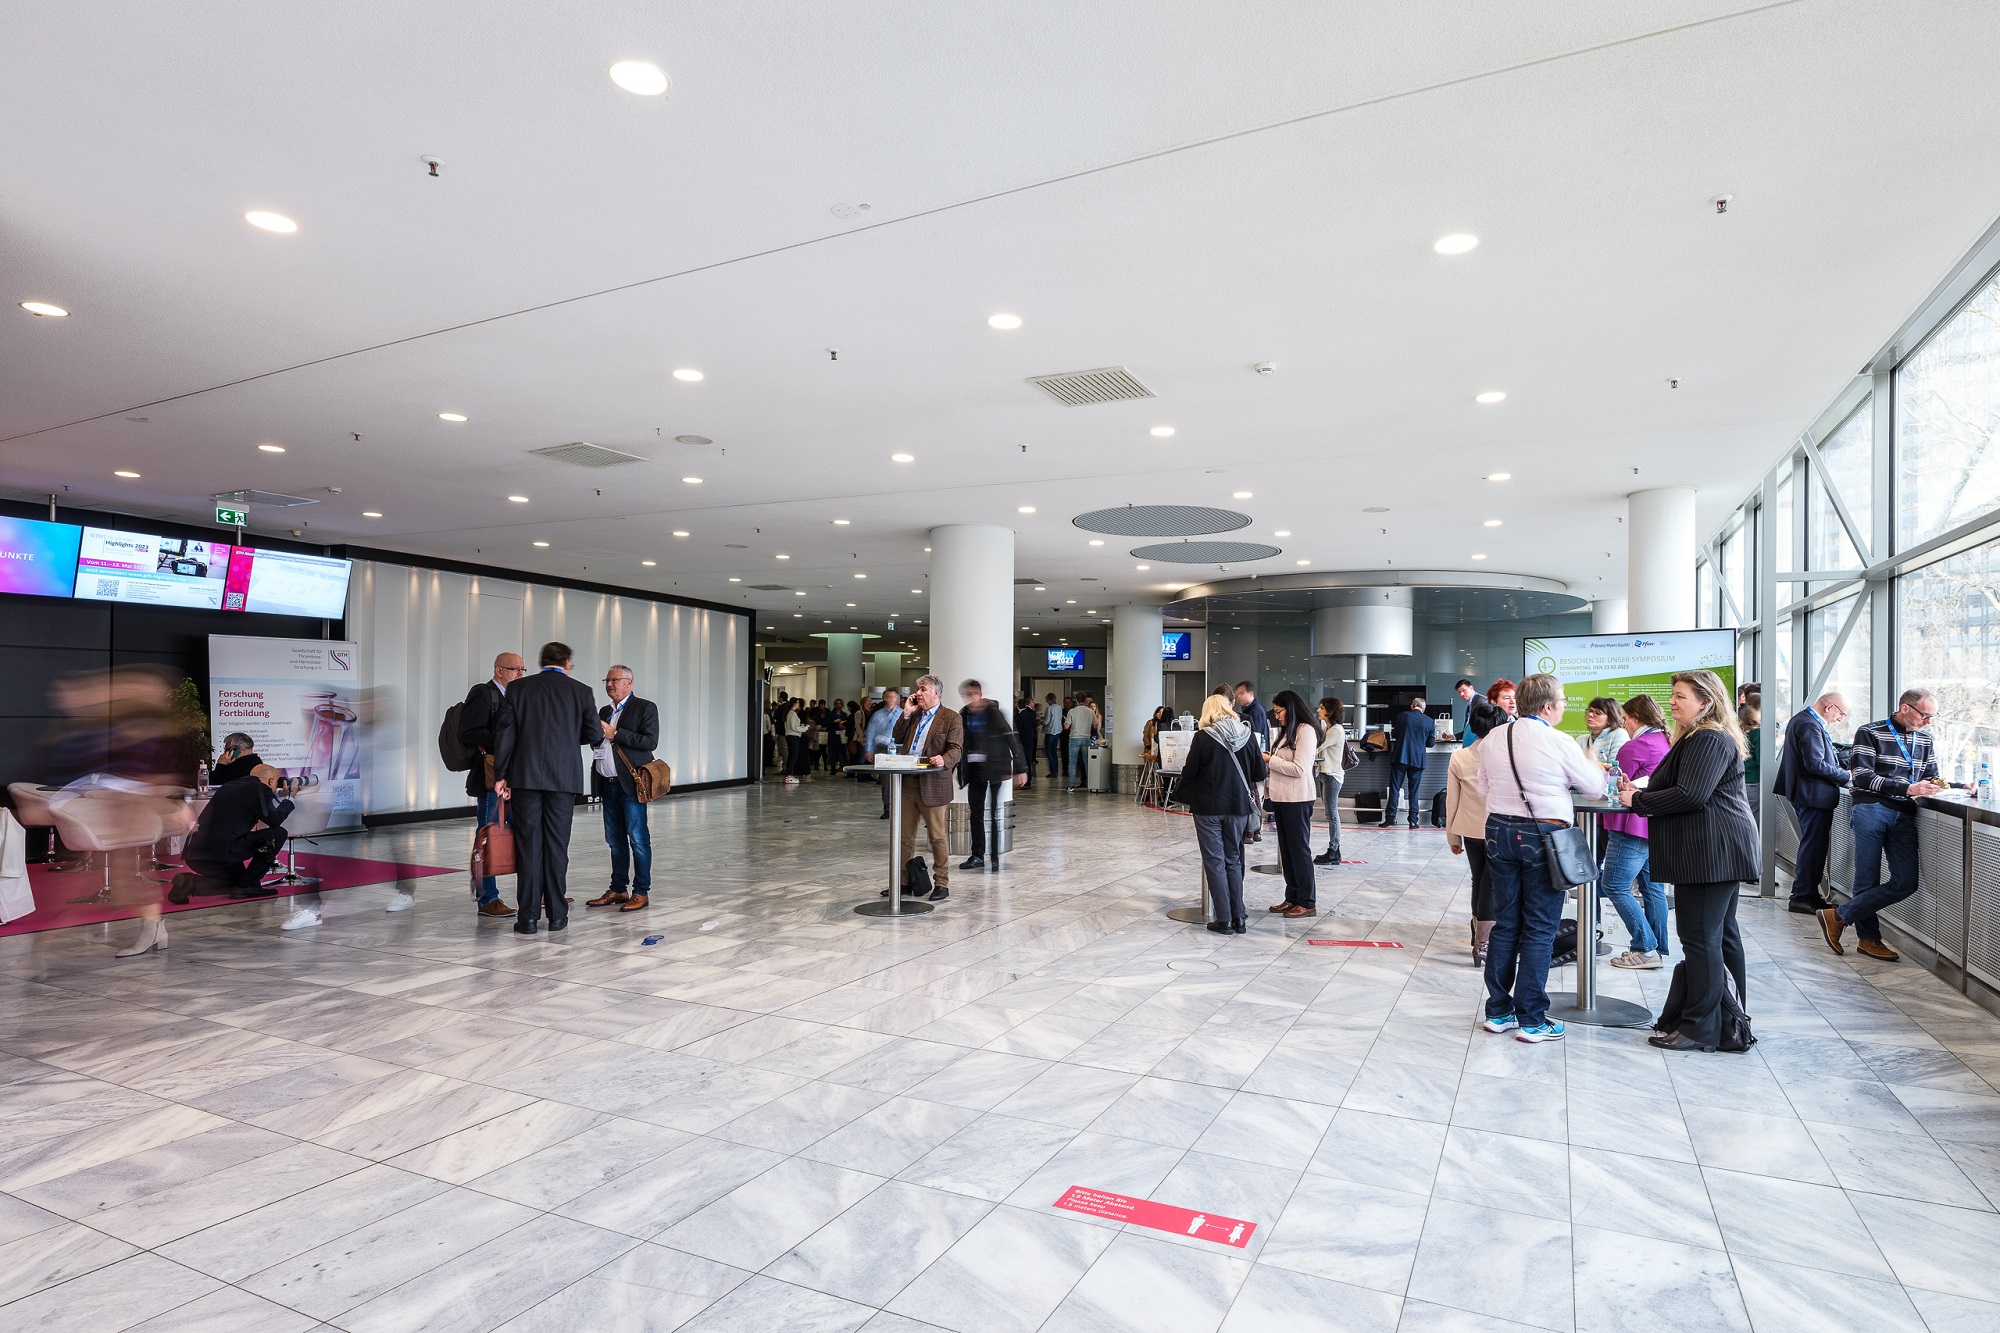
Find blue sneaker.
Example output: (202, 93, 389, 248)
(1515, 1020, 1566, 1044)
(1480, 1013, 1519, 1034)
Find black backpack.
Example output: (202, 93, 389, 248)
(902, 856, 934, 896)
(1429, 788, 1448, 828)
(1656, 962, 1756, 1052)
(1550, 917, 1603, 966)
(439, 702, 477, 772)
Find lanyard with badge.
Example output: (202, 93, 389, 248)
(1884, 718, 1918, 772)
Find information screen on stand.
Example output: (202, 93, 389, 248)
(1524, 630, 1737, 738)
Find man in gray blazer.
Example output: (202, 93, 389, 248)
(586, 664, 661, 912)
(494, 642, 601, 934)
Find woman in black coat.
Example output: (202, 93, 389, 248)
(1177, 694, 1270, 935)
(1617, 669, 1759, 1052)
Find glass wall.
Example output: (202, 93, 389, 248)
(1901, 536, 2000, 781)
(1809, 405, 1871, 569)
(1898, 269, 2000, 551)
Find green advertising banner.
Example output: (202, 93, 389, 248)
(1523, 630, 1738, 738)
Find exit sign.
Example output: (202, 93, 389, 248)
(216, 506, 248, 527)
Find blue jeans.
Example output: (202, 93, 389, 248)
(1384, 764, 1423, 825)
(1842, 801, 1918, 942)
(1194, 814, 1250, 923)
(1483, 814, 1567, 1026)
(1597, 830, 1667, 956)
(602, 786, 652, 894)
(472, 788, 500, 904)
(1068, 736, 1091, 787)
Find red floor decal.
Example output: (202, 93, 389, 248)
(1053, 1186, 1255, 1248)
(1307, 939, 1406, 948)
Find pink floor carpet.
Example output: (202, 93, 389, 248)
(0, 853, 457, 937)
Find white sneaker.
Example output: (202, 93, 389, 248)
(281, 907, 322, 931)
(385, 892, 416, 913)
(784, 776, 800, 785)
(1609, 949, 1663, 969)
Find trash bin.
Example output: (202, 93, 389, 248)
(1088, 740, 1115, 793)
(947, 801, 1015, 855)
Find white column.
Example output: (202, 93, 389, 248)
(1591, 598, 1629, 633)
(928, 524, 1015, 702)
(1627, 487, 1697, 631)
(824, 633, 865, 702)
(1111, 604, 1164, 766)
(870, 652, 903, 693)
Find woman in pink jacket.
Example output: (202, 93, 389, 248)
(1601, 695, 1672, 969)
(1263, 691, 1322, 918)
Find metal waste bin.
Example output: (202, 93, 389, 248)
(1088, 740, 1115, 793)
(947, 801, 1015, 855)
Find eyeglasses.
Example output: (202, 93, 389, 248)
(497, 665, 526, 675)
(604, 677, 631, 686)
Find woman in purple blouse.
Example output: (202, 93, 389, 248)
(1602, 695, 1673, 969)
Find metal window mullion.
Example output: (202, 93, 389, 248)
(1874, 370, 1896, 718)
(1801, 430, 1873, 568)
(1806, 591, 1868, 704)
(1757, 468, 1780, 894)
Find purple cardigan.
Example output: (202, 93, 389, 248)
(1602, 728, 1670, 838)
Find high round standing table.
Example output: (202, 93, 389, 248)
(845, 764, 934, 917)
(1546, 797, 1653, 1029)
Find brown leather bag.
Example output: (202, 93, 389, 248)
(616, 745, 673, 802)
(471, 797, 515, 883)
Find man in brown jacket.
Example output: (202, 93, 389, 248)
(889, 674, 962, 901)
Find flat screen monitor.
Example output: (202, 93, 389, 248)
(230, 546, 352, 618)
(1161, 631, 1191, 660)
(75, 527, 240, 609)
(1046, 647, 1085, 672)
(0, 516, 83, 599)
(1524, 629, 1738, 738)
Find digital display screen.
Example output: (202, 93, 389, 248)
(1162, 631, 1191, 660)
(233, 547, 352, 618)
(1046, 648, 1085, 672)
(76, 527, 240, 609)
(0, 516, 82, 599)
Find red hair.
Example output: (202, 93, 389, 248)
(1486, 678, 1516, 699)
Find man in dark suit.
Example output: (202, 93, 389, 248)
(585, 664, 661, 912)
(458, 652, 526, 917)
(1012, 695, 1040, 790)
(493, 642, 601, 934)
(1385, 698, 1437, 828)
(1774, 691, 1851, 914)
(169, 766, 292, 901)
(883, 674, 962, 901)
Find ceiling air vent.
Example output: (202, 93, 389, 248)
(529, 442, 647, 469)
(1013, 577, 1044, 586)
(214, 489, 319, 508)
(1074, 505, 1248, 537)
(1130, 540, 1283, 563)
(1026, 366, 1155, 406)
(746, 583, 794, 591)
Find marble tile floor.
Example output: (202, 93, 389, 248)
(3, 776, 2000, 1331)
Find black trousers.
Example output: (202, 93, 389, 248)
(512, 788, 575, 927)
(1465, 837, 1494, 919)
(1792, 803, 1834, 901)
(1674, 881, 1746, 1048)
(185, 827, 288, 895)
(966, 778, 1003, 858)
(1272, 800, 1316, 908)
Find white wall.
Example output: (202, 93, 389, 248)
(349, 560, 750, 816)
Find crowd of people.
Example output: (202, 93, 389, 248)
(765, 688, 1103, 790)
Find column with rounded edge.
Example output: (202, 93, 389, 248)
(822, 633, 867, 703)
(870, 651, 904, 693)
(1591, 598, 1629, 634)
(1627, 488, 1697, 632)
(927, 525, 1016, 867)
(1110, 604, 1164, 791)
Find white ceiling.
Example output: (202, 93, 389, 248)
(6, 1, 2000, 638)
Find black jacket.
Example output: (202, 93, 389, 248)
(210, 752, 261, 785)
(592, 695, 661, 798)
(1390, 708, 1438, 767)
(1176, 723, 1269, 818)
(494, 668, 601, 794)
(1631, 728, 1760, 884)
(456, 680, 505, 799)
(187, 775, 294, 862)
(1772, 710, 1848, 811)
(958, 700, 1024, 784)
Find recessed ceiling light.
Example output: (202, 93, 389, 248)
(245, 210, 297, 233)
(1033, 586, 1045, 591)
(1433, 232, 1478, 255)
(794, 613, 803, 618)
(1471, 553, 1488, 560)
(1475, 391, 1507, 405)
(437, 412, 468, 422)
(987, 313, 1022, 330)
(1274, 530, 1290, 537)
(672, 369, 704, 383)
(832, 519, 850, 525)
(892, 453, 915, 463)
(533, 540, 550, 547)
(1017, 506, 1036, 514)
(18, 301, 67, 317)
(775, 553, 790, 559)
(1296, 559, 1310, 566)
(729, 577, 742, 582)
(1233, 491, 1253, 499)
(1486, 472, 1512, 482)
(1483, 519, 1503, 527)
(675, 435, 712, 446)
(1088, 540, 1103, 546)
(361, 510, 383, 518)
(1363, 506, 1389, 513)
(795, 591, 806, 596)
(681, 476, 702, 484)
(114, 470, 141, 478)
(911, 588, 922, 594)
(642, 560, 656, 566)
(1066, 599, 1076, 604)
(508, 495, 529, 503)
(847, 603, 857, 608)
(608, 60, 669, 96)
(854, 573, 867, 579)
(1149, 426, 1175, 438)
(257, 443, 286, 453)
(1136, 565, 1150, 571)
(672, 530, 689, 537)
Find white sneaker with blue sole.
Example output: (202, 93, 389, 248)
(1515, 1020, 1566, 1043)
(1481, 1013, 1519, 1034)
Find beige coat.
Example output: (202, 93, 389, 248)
(1264, 728, 1318, 804)
(1444, 743, 1488, 849)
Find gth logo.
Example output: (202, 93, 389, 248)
(328, 649, 352, 671)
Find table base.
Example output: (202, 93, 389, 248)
(1165, 906, 1209, 924)
(855, 899, 935, 918)
(1545, 993, 1653, 1028)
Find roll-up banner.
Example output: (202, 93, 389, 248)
(209, 635, 363, 830)
(1523, 630, 1738, 739)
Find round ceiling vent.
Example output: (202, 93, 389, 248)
(1073, 505, 1250, 537)
(1131, 540, 1282, 563)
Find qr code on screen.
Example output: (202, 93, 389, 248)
(95, 578, 120, 597)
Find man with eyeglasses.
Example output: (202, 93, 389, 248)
(1774, 691, 1850, 914)
(586, 665, 661, 912)
(1819, 688, 1944, 962)
(457, 651, 526, 917)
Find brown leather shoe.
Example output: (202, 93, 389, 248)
(478, 901, 517, 917)
(1856, 939, 1900, 961)
(1816, 906, 1846, 955)
(586, 891, 630, 908)
(1281, 905, 1317, 918)
(1266, 903, 1291, 913)
(618, 895, 650, 912)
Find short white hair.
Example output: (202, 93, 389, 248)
(915, 674, 942, 693)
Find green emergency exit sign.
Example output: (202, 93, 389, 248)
(216, 506, 248, 527)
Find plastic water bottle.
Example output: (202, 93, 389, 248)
(1979, 758, 1992, 805)
(1606, 760, 1621, 801)
(196, 761, 210, 795)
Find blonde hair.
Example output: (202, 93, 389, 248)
(1198, 694, 1238, 728)
(1672, 669, 1749, 757)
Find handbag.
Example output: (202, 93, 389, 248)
(470, 796, 515, 886)
(1503, 724, 1598, 889)
(615, 744, 674, 803)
